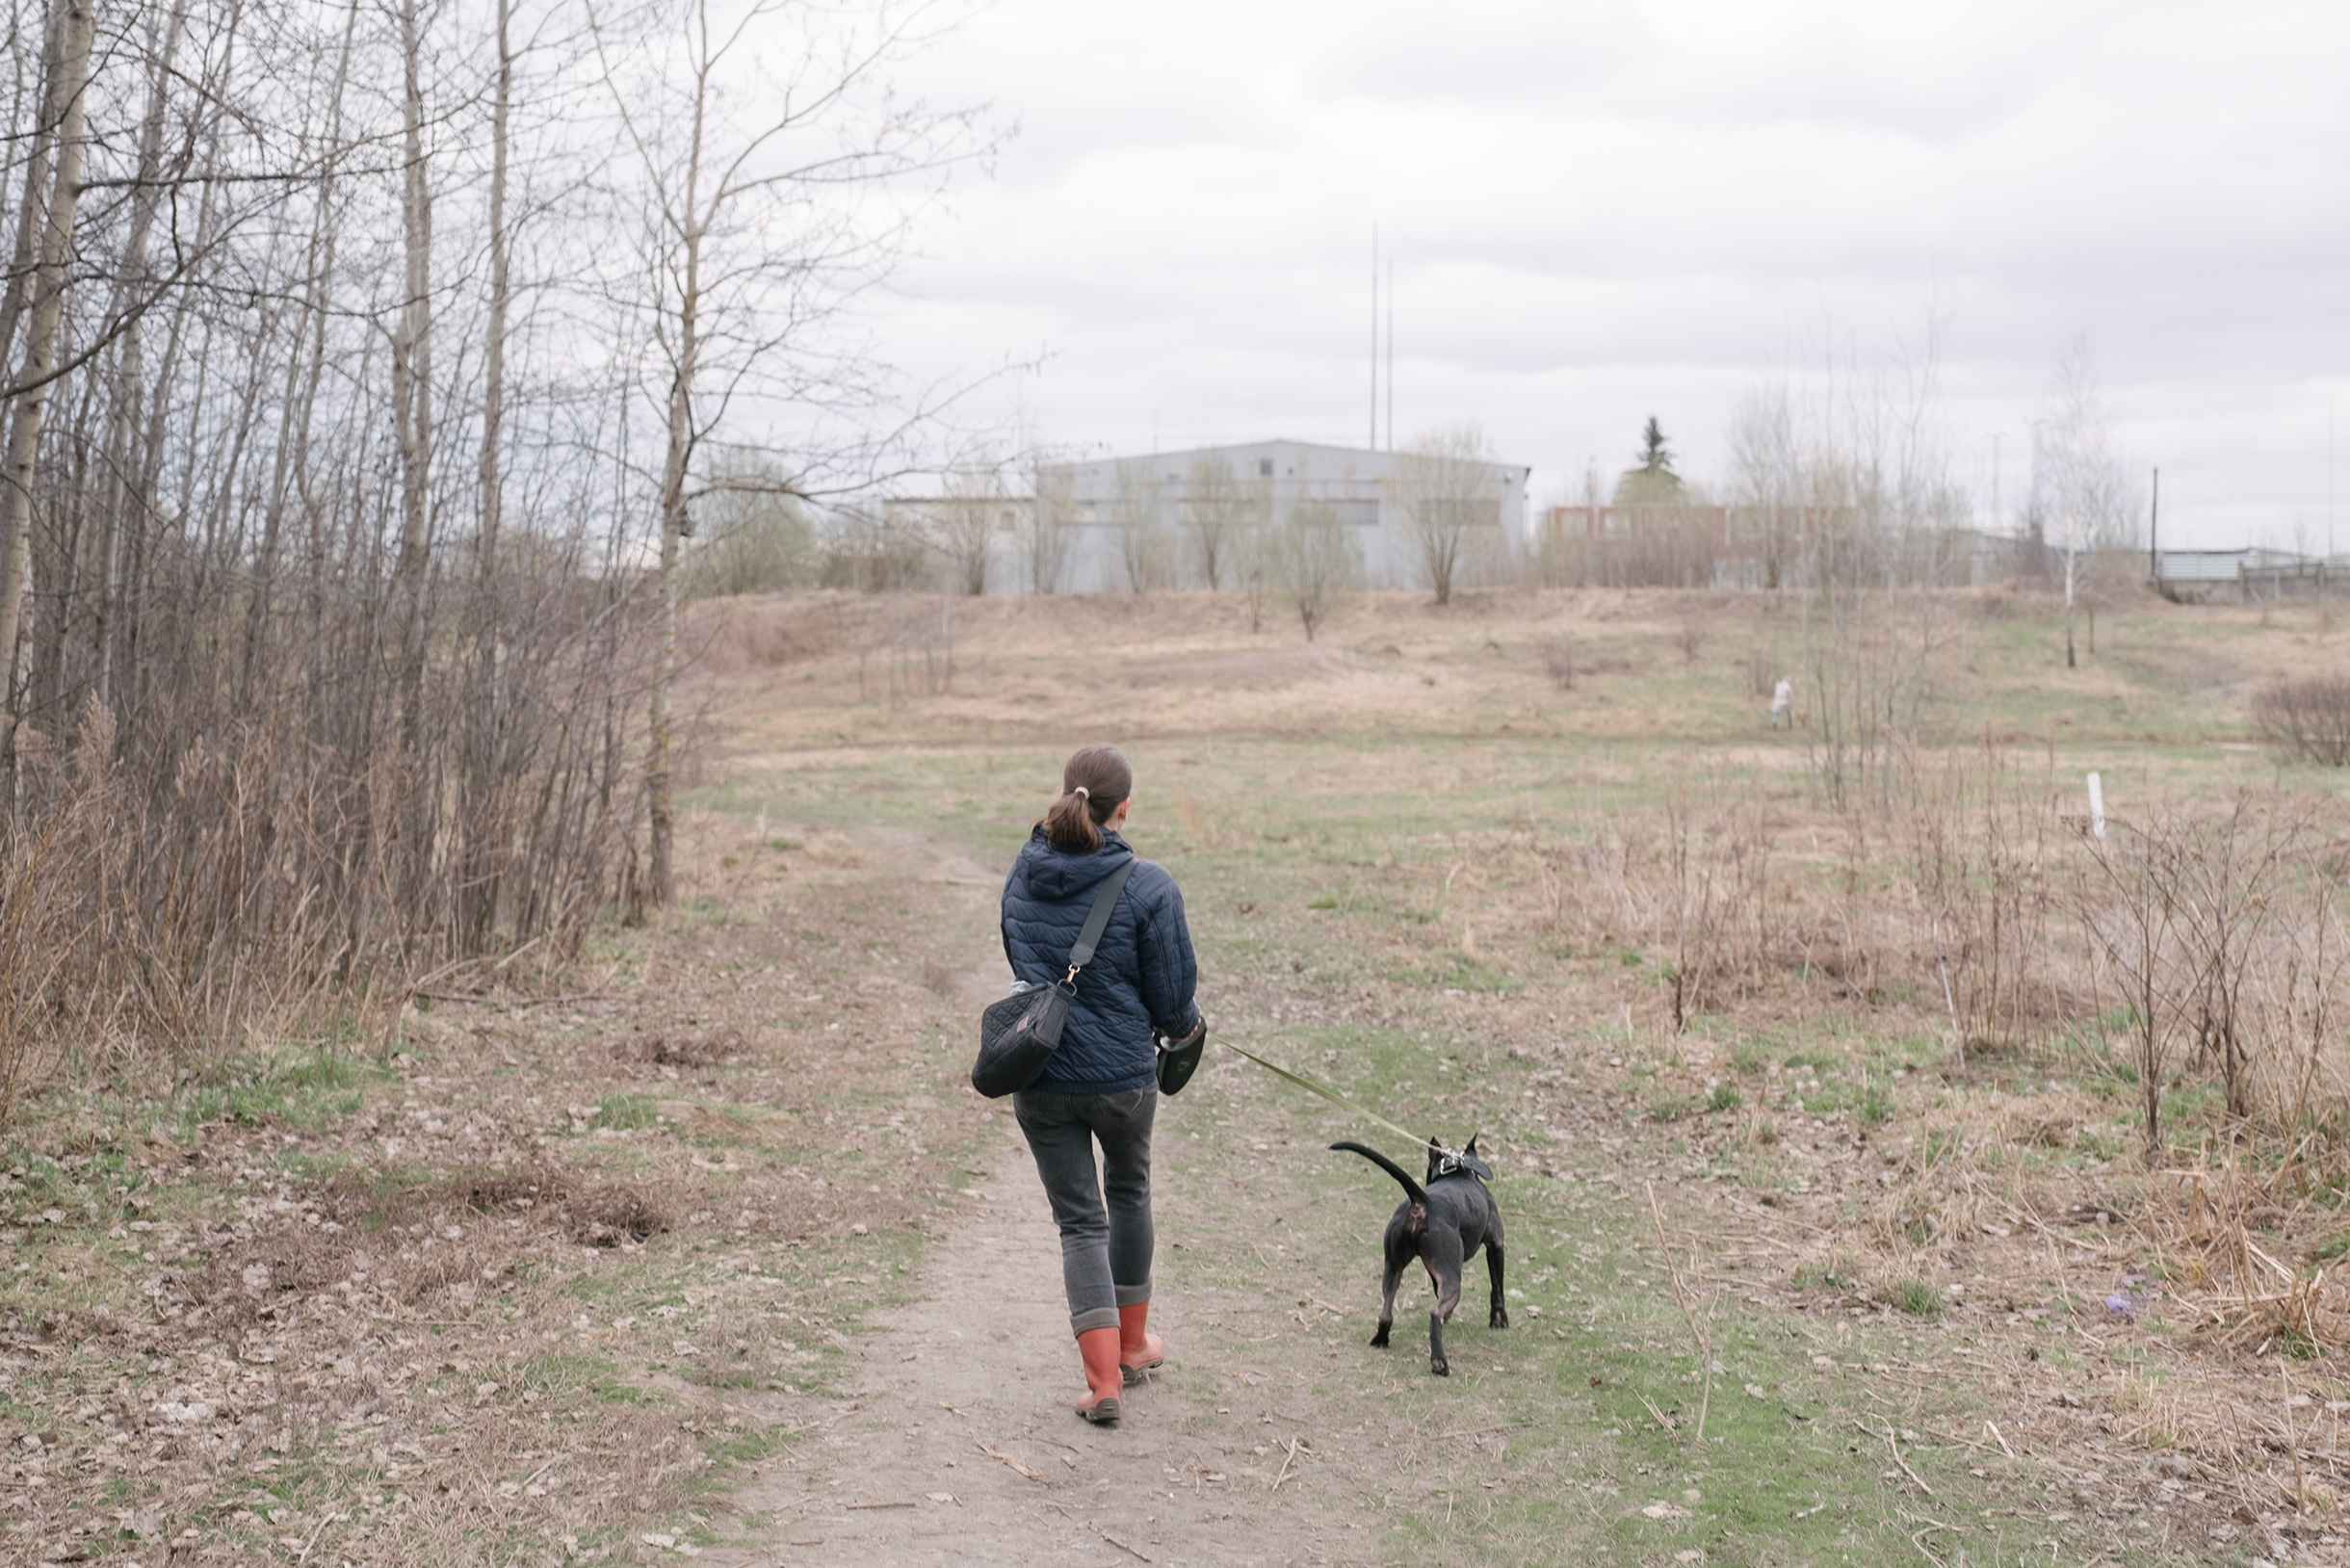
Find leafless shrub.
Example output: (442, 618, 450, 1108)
(1663, 799, 1777, 1029)
(1390, 424, 1506, 605)
(2076, 794, 2342, 1156)
(1902, 748, 2070, 1062)
(1674, 617, 1707, 664)
(1744, 644, 1775, 697)
(1540, 640, 1575, 691)
(2253, 676, 2350, 766)
(850, 595, 956, 704)
(1541, 794, 1780, 1026)
(1268, 501, 1362, 642)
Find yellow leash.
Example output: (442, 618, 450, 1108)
(1219, 1039, 1475, 1162)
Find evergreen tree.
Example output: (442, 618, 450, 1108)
(1638, 416, 1676, 476)
(1614, 415, 1685, 505)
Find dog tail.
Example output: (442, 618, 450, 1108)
(1329, 1141, 1426, 1207)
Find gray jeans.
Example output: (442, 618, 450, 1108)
(1012, 1085, 1156, 1337)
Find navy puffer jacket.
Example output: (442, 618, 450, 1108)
(1001, 826, 1199, 1095)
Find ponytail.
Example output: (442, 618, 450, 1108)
(1042, 745, 1133, 853)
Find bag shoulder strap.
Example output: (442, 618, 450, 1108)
(1064, 859, 1138, 981)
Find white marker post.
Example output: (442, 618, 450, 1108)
(2086, 771, 2106, 840)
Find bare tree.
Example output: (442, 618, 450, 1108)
(0, 0, 988, 1091)
(1109, 457, 1173, 592)
(681, 455, 819, 596)
(592, 0, 985, 903)
(1019, 456, 1075, 593)
(2031, 334, 2132, 668)
(931, 457, 1006, 595)
(1767, 314, 1969, 809)
(1268, 500, 1360, 642)
(1726, 380, 1801, 589)
(1181, 452, 1257, 591)
(0, 0, 93, 730)
(1389, 423, 1501, 605)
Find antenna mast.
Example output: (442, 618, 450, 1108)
(1369, 223, 1379, 451)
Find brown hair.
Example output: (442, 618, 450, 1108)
(1041, 745, 1133, 853)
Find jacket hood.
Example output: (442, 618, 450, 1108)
(1012, 826, 1136, 903)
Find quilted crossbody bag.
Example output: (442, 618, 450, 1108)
(970, 860, 1137, 1098)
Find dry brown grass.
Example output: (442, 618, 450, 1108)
(0, 801, 1000, 1564)
(673, 584, 2350, 1555)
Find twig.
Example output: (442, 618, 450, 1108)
(1636, 1392, 1678, 1435)
(1099, 1529, 1152, 1561)
(846, 1500, 916, 1510)
(1647, 1181, 1711, 1442)
(294, 1507, 342, 1559)
(2042, 1224, 2076, 1317)
(976, 1443, 1046, 1481)
(1859, 1418, 1934, 1496)
(2285, 1361, 2308, 1515)
(1986, 1190, 2107, 1254)
(1269, 1436, 1300, 1491)
(1931, 913, 1964, 1071)
(1984, 1419, 2015, 1459)
(1905, 1514, 1959, 1567)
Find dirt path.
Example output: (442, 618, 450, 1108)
(709, 1109, 1376, 1568)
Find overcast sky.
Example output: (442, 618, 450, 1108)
(882, 0, 2350, 548)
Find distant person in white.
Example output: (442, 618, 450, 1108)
(1770, 679, 1792, 729)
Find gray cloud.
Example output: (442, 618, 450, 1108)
(882, 0, 2350, 544)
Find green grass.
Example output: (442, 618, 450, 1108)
(666, 593, 2305, 1564)
(1162, 1018, 2090, 1565)
(594, 1092, 661, 1130)
(1894, 1277, 1945, 1318)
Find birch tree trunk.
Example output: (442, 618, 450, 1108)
(92, 0, 191, 708)
(647, 194, 702, 911)
(0, 0, 65, 391)
(460, 0, 513, 944)
(0, 0, 92, 748)
(391, 0, 436, 761)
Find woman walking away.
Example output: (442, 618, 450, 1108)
(1002, 745, 1203, 1424)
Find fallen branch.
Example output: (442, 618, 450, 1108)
(1269, 1436, 1301, 1492)
(1858, 1418, 1934, 1496)
(1100, 1528, 1152, 1561)
(977, 1443, 1047, 1482)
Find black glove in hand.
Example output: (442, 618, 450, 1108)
(1155, 1015, 1207, 1096)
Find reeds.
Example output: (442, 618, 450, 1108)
(0, 557, 649, 1103)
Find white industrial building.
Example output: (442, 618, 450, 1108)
(1022, 439, 1533, 594)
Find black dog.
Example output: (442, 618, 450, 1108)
(1330, 1137, 1505, 1375)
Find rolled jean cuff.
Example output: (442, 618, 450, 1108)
(1071, 1307, 1121, 1336)
(1113, 1282, 1152, 1308)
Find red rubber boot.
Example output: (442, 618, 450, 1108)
(1075, 1326, 1123, 1424)
(1118, 1303, 1164, 1386)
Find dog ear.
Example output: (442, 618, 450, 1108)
(1465, 1133, 1479, 1153)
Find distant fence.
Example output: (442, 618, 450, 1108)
(2154, 549, 2344, 605)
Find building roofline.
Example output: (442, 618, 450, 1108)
(1052, 436, 1529, 477)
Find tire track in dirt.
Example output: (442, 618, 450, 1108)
(709, 1074, 1375, 1567)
